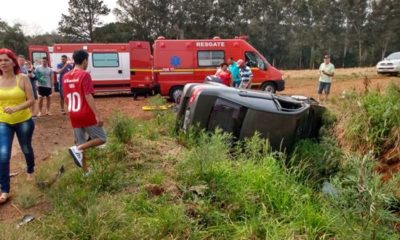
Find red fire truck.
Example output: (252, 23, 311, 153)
(28, 42, 155, 98)
(153, 36, 284, 102)
(28, 37, 284, 102)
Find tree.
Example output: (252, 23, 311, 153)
(0, 19, 28, 55)
(114, 0, 174, 41)
(58, 0, 110, 42)
(369, 0, 400, 61)
(340, 0, 369, 66)
(93, 22, 134, 42)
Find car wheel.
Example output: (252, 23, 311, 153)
(170, 87, 183, 104)
(261, 82, 276, 93)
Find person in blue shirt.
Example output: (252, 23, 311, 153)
(228, 57, 241, 87)
(56, 55, 73, 114)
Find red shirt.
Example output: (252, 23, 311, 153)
(216, 70, 231, 86)
(62, 69, 97, 128)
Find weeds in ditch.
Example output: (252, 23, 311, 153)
(342, 82, 400, 154)
(177, 131, 336, 239)
(329, 153, 400, 240)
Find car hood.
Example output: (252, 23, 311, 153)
(377, 59, 400, 66)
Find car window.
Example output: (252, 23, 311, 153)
(245, 51, 266, 70)
(207, 98, 246, 138)
(387, 52, 400, 60)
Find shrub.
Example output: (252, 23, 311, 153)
(109, 111, 137, 144)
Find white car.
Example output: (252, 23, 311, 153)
(376, 52, 400, 76)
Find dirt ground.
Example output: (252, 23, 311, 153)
(1, 67, 399, 222)
(1, 93, 153, 221)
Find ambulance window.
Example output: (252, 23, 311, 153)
(32, 52, 47, 67)
(198, 51, 225, 67)
(92, 53, 119, 67)
(245, 52, 266, 70)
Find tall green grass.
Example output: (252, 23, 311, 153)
(342, 82, 400, 154)
(2, 94, 400, 239)
(177, 132, 336, 239)
(329, 153, 400, 240)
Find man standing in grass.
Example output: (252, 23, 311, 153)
(62, 50, 106, 174)
(318, 55, 335, 102)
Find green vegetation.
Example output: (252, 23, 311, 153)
(341, 82, 400, 155)
(3, 90, 400, 239)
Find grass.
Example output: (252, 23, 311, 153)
(2, 79, 400, 239)
(339, 82, 400, 154)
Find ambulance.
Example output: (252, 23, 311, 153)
(28, 36, 284, 102)
(28, 42, 155, 98)
(153, 36, 284, 102)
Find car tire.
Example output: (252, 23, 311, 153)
(170, 87, 183, 104)
(261, 82, 276, 93)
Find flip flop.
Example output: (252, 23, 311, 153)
(0, 193, 10, 204)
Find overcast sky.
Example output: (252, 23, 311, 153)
(0, 0, 117, 36)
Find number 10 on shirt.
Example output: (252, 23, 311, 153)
(66, 92, 82, 112)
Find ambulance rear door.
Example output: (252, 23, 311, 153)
(29, 45, 52, 67)
(89, 47, 131, 91)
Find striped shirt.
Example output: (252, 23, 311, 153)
(239, 66, 253, 82)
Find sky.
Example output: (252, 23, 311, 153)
(0, 0, 117, 36)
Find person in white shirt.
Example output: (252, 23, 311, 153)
(318, 55, 335, 102)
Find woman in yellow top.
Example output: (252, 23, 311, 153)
(0, 48, 35, 204)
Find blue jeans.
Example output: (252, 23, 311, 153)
(0, 119, 35, 193)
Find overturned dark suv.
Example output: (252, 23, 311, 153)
(176, 83, 325, 153)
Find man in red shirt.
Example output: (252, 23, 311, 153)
(62, 50, 106, 173)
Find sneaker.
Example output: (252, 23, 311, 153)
(68, 146, 83, 168)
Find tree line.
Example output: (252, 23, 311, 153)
(1, 0, 399, 69)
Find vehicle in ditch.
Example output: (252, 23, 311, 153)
(176, 83, 325, 153)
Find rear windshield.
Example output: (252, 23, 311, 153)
(387, 52, 400, 60)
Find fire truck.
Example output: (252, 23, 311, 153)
(28, 42, 155, 98)
(28, 36, 284, 102)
